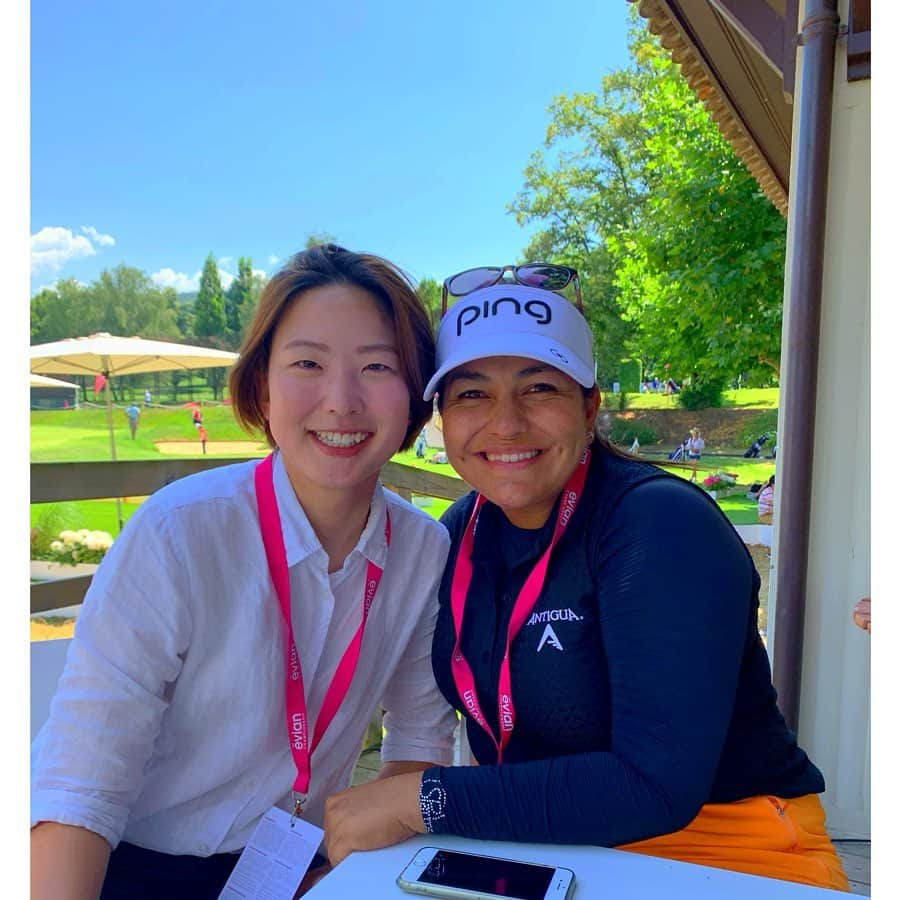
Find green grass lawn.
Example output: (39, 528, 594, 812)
(620, 387, 778, 410)
(31, 405, 264, 461)
(31, 408, 774, 535)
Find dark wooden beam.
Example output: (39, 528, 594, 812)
(31, 575, 94, 614)
(708, 0, 787, 74)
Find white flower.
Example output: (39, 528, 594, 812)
(77, 529, 91, 541)
(59, 530, 77, 544)
(49, 541, 63, 553)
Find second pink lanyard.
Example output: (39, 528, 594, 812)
(255, 453, 390, 810)
(449, 447, 591, 763)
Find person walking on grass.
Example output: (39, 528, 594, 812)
(124, 403, 140, 439)
(198, 424, 208, 455)
(685, 426, 705, 483)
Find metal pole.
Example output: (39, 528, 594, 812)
(103, 369, 124, 533)
(771, 0, 839, 732)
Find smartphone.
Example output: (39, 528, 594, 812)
(396, 846, 576, 900)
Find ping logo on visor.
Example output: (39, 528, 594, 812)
(455, 295, 553, 337)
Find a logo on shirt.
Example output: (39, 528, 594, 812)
(537, 623, 564, 653)
(526, 608, 583, 627)
(289, 644, 301, 682)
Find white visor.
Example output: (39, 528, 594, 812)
(423, 284, 596, 400)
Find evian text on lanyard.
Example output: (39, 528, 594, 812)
(449, 446, 591, 763)
(254, 453, 390, 818)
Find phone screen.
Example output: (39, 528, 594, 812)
(416, 849, 554, 899)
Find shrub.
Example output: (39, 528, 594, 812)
(618, 359, 642, 394)
(702, 472, 738, 491)
(600, 391, 629, 411)
(678, 379, 725, 410)
(30, 503, 85, 560)
(609, 420, 657, 445)
(47, 529, 114, 565)
(738, 410, 779, 448)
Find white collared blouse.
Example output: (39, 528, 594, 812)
(31, 453, 457, 855)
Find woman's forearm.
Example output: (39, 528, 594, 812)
(31, 822, 112, 900)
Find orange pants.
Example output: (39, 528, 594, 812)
(617, 794, 849, 892)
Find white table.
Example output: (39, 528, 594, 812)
(306, 834, 847, 898)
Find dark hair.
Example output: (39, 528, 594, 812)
(229, 244, 434, 450)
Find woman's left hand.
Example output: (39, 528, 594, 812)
(324, 771, 425, 866)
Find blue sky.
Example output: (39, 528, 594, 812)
(30, 0, 631, 296)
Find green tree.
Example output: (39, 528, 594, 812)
(510, 6, 785, 390)
(194, 254, 226, 340)
(193, 254, 228, 398)
(31, 279, 94, 343)
(610, 25, 786, 383)
(305, 232, 339, 249)
(236, 272, 269, 341)
(416, 277, 442, 332)
(89, 265, 180, 341)
(224, 256, 254, 348)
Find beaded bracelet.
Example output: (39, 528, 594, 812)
(419, 770, 448, 833)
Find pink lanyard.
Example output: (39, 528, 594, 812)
(254, 453, 390, 815)
(449, 447, 591, 762)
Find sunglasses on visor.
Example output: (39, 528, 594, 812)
(441, 263, 583, 316)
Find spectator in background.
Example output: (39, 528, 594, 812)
(415, 428, 427, 459)
(757, 475, 775, 524)
(192, 406, 203, 429)
(851, 597, 871, 634)
(685, 427, 705, 483)
(124, 404, 140, 440)
(144, 389, 152, 407)
(198, 425, 208, 455)
(630, 436, 641, 455)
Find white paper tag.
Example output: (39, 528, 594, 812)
(218, 806, 325, 899)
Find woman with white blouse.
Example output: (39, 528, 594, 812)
(30, 244, 458, 899)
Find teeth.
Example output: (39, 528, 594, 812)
(484, 450, 540, 463)
(314, 431, 370, 448)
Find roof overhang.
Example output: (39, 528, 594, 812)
(631, 0, 799, 215)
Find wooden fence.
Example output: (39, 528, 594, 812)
(30, 458, 469, 615)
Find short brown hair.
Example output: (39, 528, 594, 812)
(229, 244, 435, 450)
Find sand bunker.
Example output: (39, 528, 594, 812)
(155, 440, 267, 456)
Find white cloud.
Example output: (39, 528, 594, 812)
(151, 268, 200, 292)
(151, 265, 237, 293)
(31, 226, 96, 273)
(80, 225, 116, 247)
(267, 254, 280, 265)
(219, 256, 233, 269)
(252, 268, 268, 280)
(31, 279, 88, 296)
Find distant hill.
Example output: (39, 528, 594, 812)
(176, 292, 197, 306)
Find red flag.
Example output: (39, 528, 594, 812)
(94, 373, 106, 395)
